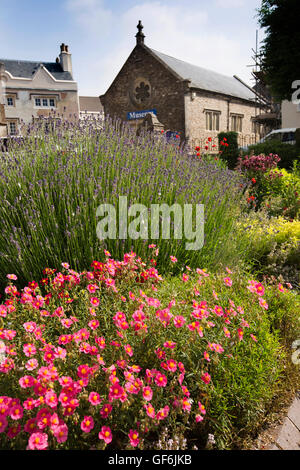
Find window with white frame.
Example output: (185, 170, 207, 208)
(205, 110, 220, 131)
(231, 114, 243, 132)
(34, 97, 56, 108)
(6, 96, 15, 107)
(8, 121, 17, 135)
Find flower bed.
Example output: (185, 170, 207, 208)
(0, 250, 299, 450)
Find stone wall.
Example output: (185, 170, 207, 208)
(100, 44, 187, 138)
(185, 90, 259, 146)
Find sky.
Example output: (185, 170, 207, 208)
(0, 0, 265, 96)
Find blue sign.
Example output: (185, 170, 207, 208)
(127, 109, 157, 120)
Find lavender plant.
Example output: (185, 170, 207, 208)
(0, 115, 247, 288)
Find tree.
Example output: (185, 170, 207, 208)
(257, 0, 300, 101)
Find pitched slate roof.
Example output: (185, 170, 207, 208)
(149, 48, 256, 102)
(0, 59, 74, 81)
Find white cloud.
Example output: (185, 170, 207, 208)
(66, 0, 254, 95)
(65, 0, 113, 37)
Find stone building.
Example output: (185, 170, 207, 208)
(100, 22, 268, 147)
(0, 44, 79, 135)
(79, 96, 104, 120)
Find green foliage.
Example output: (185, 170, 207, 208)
(257, 0, 300, 101)
(238, 213, 300, 287)
(260, 164, 300, 219)
(0, 255, 299, 449)
(218, 132, 239, 169)
(241, 161, 300, 218)
(245, 140, 299, 169)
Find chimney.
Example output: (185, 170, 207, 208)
(59, 43, 73, 75)
(135, 20, 145, 45)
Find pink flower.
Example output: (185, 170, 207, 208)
(255, 282, 265, 296)
(88, 319, 99, 330)
(128, 429, 139, 447)
(170, 256, 177, 263)
(144, 403, 156, 418)
(142, 386, 153, 401)
(61, 318, 73, 328)
(182, 274, 189, 282)
(88, 392, 101, 406)
(278, 283, 285, 293)
(214, 305, 224, 317)
(77, 364, 91, 379)
(19, 375, 34, 389)
(100, 403, 112, 419)
(90, 297, 100, 307)
(23, 343, 37, 357)
(50, 413, 61, 430)
(173, 315, 186, 328)
(259, 298, 268, 310)
(0, 416, 7, 433)
(25, 359, 38, 371)
(195, 414, 204, 423)
(250, 334, 258, 342)
(28, 432, 48, 450)
(24, 418, 37, 434)
(223, 277, 232, 287)
(198, 401, 206, 415)
(201, 372, 211, 384)
(87, 284, 99, 294)
(203, 351, 210, 362)
(124, 344, 133, 357)
(166, 359, 177, 372)
(99, 425, 113, 444)
(182, 398, 192, 413)
(45, 391, 58, 409)
(155, 372, 167, 387)
(163, 341, 176, 349)
(54, 423, 68, 443)
(109, 383, 125, 401)
(223, 327, 230, 338)
(81, 416, 94, 433)
(23, 398, 35, 411)
(237, 328, 244, 341)
(10, 405, 23, 420)
(156, 405, 170, 420)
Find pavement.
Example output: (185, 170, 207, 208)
(254, 392, 300, 450)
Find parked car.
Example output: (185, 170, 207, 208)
(240, 128, 298, 152)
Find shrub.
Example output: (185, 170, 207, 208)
(0, 251, 299, 450)
(217, 132, 239, 169)
(238, 158, 300, 218)
(0, 116, 247, 291)
(245, 139, 299, 169)
(239, 213, 300, 287)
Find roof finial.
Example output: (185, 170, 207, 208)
(135, 20, 145, 45)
